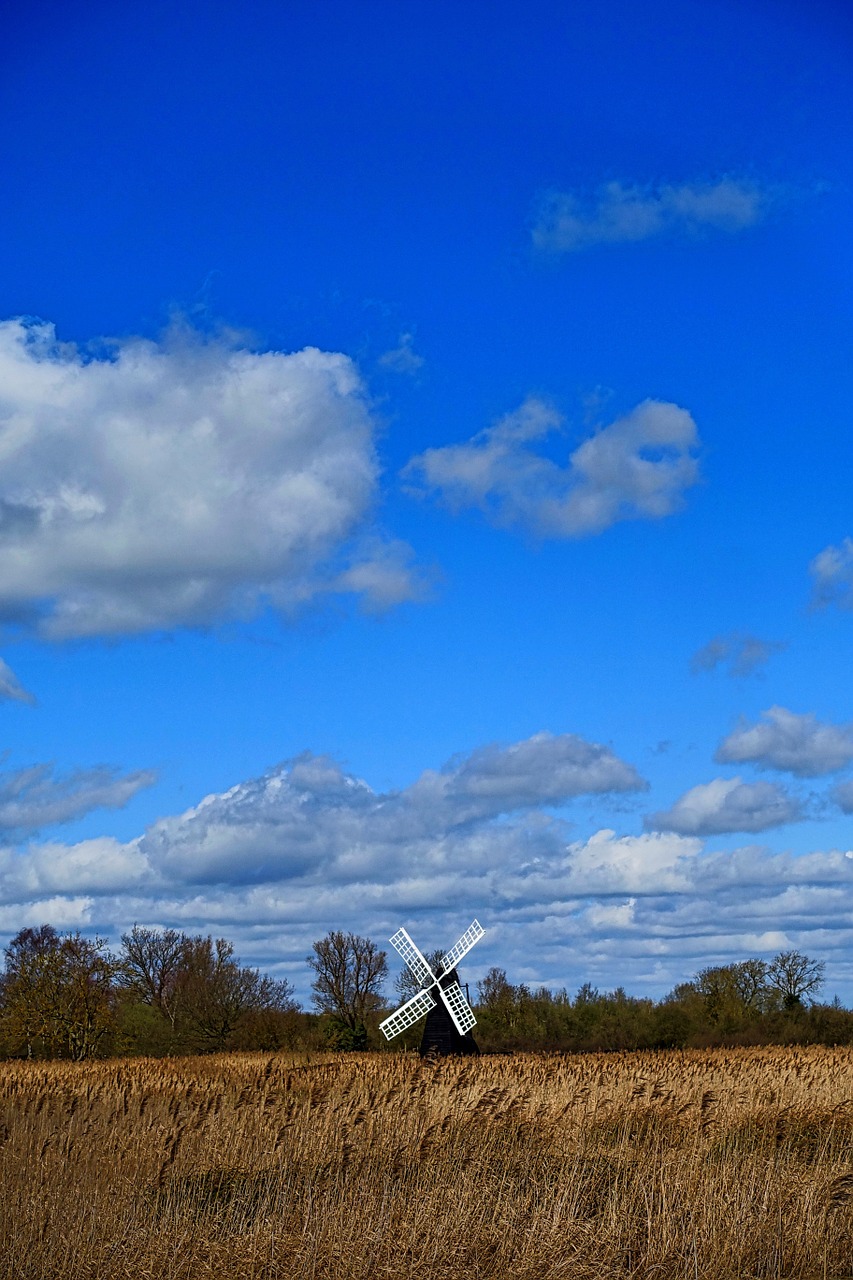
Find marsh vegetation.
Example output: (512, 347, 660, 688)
(2, 1046, 853, 1278)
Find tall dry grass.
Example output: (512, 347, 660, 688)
(1, 1045, 853, 1278)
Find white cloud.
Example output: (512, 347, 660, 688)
(690, 632, 784, 678)
(404, 396, 700, 538)
(566, 828, 700, 892)
(405, 732, 646, 824)
(0, 836, 149, 898)
(810, 537, 853, 610)
(0, 657, 35, 705)
(715, 706, 853, 777)
(0, 317, 422, 638)
(0, 896, 94, 932)
(532, 178, 768, 253)
(0, 732, 644, 906)
(646, 776, 802, 836)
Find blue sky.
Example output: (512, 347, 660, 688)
(1, 0, 852, 1003)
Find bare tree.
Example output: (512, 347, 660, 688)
(119, 925, 185, 1037)
(308, 931, 387, 1047)
(395, 948, 444, 1001)
(176, 935, 297, 1052)
(767, 950, 825, 1009)
(119, 927, 298, 1052)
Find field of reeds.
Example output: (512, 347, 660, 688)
(2, 1046, 853, 1279)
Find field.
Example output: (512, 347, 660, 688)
(2, 1046, 853, 1279)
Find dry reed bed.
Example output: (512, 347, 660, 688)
(2, 1046, 853, 1278)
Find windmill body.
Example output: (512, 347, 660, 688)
(380, 920, 484, 1056)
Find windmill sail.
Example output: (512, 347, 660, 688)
(389, 927, 436, 988)
(380, 987, 437, 1040)
(441, 919, 485, 974)
(438, 980, 477, 1036)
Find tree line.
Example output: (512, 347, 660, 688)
(1, 922, 849, 1060)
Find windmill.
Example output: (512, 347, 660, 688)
(380, 920, 485, 1056)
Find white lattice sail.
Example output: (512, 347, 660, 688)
(380, 988, 437, 1040)
(438, 980, 477, 1036)
(441, 919, 485, 974)
(389, 927, 436, 989)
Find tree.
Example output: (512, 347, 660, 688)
(119, 927, 299, 1053)
(693, 960, 770, 1029)
(476, 968, 535, 1048)
(1, 927, 118, 1060)
(119, 925, 185, 1045)
(1, 925, 61, 1057)
(176, 935, 298, 1052)
(767, 950, 825, 1010)
(308, 931, 387, 1049)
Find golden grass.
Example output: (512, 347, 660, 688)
(2, 1046, 853, 1278)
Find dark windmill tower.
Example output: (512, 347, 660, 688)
(380, 921, 484, 1056)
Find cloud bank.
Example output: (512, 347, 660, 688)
(0, 318, 421, 638)
(4, 732, 853, 1000)
(405, 396, 700, 538)
(533, 178, 768, 253)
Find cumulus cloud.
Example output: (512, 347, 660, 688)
(135, 732, 646, 887)
(0, 317, 422, 639)
(646, 776, 802, 836)
(690, 633, 784, 678)
(0, 657, 35, 705)
(404, 396, 700, 538)
(0, 762, 156, 839)
(532, 178, 768, 253)
(404, 732, 647, 825)
(715, 706, 853, 777)
(810, 537, 853, 610)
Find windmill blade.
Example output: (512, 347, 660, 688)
(441, 919, 485, 974)
(379, 988, 436, 1040)
(438, 980, 477, 1036)
(389, 927, 436, 988)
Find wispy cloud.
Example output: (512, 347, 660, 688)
(646, 776, 802, 836)
(0, 317, 422, 638)
(715, 706, 853, 778)
(0, 762, 156, 840)
(532, 177, 769, 253)
(832, 780, 853, 815)
(404, 396, 700, 538)
(810, 537, 853, 610)
(0, 657, 36, 706)
(691, 633, 784, 678)
(377, 332, 424, 374)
